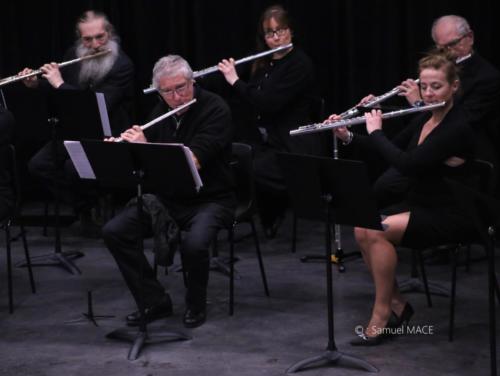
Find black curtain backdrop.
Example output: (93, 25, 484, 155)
(1, 0, 499, 191)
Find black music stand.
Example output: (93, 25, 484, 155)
(296, 137, 361, 272)
(277, 152, 381, 374)
(70, 140, 193, 360)
(18, 90, 111, 274)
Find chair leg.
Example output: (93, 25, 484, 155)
(212, 232, 219, 257)
(417, 250, 433, 307)
(153, 255, 158, 278)
(465, 244, 471, 272)
(43, 199, 49, 236)
(291, 213, 297, 253)
(229, 226, 234, 316)
(6, 226, 14, 313)
(20, 222, 36, 293)
(250, 219, 269, 297)
(487, 227, 497, 376)
(449, 247, 458, 341)
(495, 274, 500, 305)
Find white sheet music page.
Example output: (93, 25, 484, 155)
(183, 146, 203, 192)
(63, 141, 96, 179)
(96, 92, 112, 137)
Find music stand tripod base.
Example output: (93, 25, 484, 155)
(17, 250, 84, 275)
(64, 290, 115, 326)
(398, 278, 450, 296)
(106, 327, 191, 361)
(287, 349, 378, 373)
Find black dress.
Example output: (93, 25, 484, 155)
(353, 105, 477, 248)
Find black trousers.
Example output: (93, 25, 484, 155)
(102, 200, 234, 311)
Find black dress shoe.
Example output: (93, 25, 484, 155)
(126, 298, 173, 326)
(183, 308, 206, 328)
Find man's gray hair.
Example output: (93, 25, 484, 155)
(152, 55, 194, 89)
(431, 15, 471, 42)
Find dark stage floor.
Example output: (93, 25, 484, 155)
(0, 203, 498, 376)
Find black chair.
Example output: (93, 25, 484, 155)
(446, 164, 499, 376)
(447, 159, 499, 341)
(226, 142, 270, 315)
(1, 144, 36, 313)
(401, 160, 498, 339)
(160, 143, 270, 315)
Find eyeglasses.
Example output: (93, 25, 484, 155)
(436, 32, 470, 50)
(264, 27, 288, 39)
(82, 33, 108, 44)
(158, 81, 191, 97)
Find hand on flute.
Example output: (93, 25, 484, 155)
(218, 58, 239, 86)
(325, 114, 350, 142)
(19, 68, 39, 88)
(365, 109, 383, 134)
(398, 78, 421, 106)
(104, 125, 147, 143)
(358, 94, 376, 107)
(40, 63, 64, 88)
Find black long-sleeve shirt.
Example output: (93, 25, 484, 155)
(353, 105, 476, 207)
(232, 47, 316, 153)
(145, 86, 235, 206)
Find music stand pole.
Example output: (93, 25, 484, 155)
(299, 137, 361, 271)
(287, 195, 378, 373)
(75, 141, 193, 360)
(17, 117, 84, 274)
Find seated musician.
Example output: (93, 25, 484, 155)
(377, 15, 500, 211)
(217, 4, 319, 238)
(102, 55, 235, 328)
(20, 10, 134, 235)
(329, 52, 478, 345)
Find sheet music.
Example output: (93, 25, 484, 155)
(183, 146, 203, 192)
(96, 92, 112, 137)
(148, 142, 203, 192)
(63, 141, 96, 179)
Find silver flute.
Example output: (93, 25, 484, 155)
(0, 49, 111, 88)
(114, 99, 196, 142)
(143, 43, 293, 94)
(290, 101, 445, 136)
(339, 79, 420, 119)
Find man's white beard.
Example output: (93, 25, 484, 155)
(76, 39, 119, 86)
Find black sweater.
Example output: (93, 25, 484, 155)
(232, 47, 315, 153)
(145, 87, 235, 206)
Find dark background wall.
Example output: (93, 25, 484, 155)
(1, 0, 499, 192)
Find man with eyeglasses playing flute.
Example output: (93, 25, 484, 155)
(20, 10, 134, 236)
(103, 55, 235, 329)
